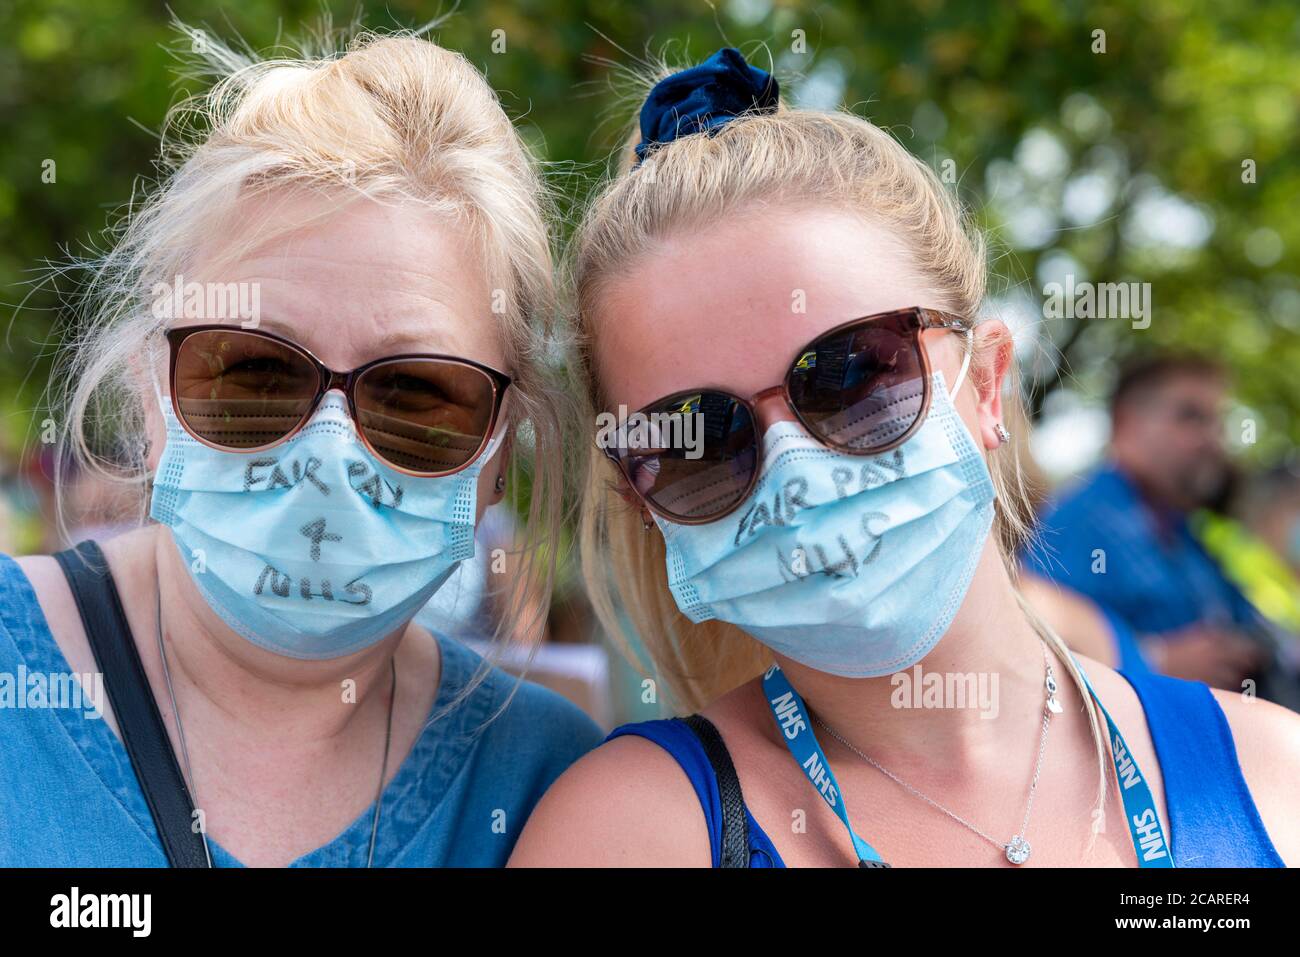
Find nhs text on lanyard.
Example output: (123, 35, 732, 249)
(761, 660, 1172, 867)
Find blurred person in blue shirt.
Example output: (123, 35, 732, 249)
(1024, 354, 1276, 693)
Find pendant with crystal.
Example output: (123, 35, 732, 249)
(1005, 835, 1031, 865)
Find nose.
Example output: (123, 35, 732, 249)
(751, 385, 802, 435)
(311, 388, 353, 424)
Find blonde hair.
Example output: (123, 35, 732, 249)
(48, 25, 570, 713)
(571, 60, 1113, 836)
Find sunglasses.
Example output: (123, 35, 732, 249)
(600, 307, 971, 524)
(164, 324, 511, 477)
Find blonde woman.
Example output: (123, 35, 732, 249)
(0, 31, 601, 867)
(511, 48, 1299, 867)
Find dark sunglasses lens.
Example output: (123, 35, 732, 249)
(616, 392, 757, 521)
(173, 329, 319, 449)
(787, 317, 926, 450)
(354, 360, 497, 474)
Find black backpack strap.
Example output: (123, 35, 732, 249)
(682, 713, 750, 868)
(53, 540, 210, 868)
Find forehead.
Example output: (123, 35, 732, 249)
(179, 190, 502, 371)
(1166, 373, 1226, 401)
(591, 206, 940, 411)
(1141, 371, 1227, 409)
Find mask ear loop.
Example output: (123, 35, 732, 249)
(477, 428, 507, 471)
(947, 327, 975, 398)
(146, 342, 170, 417)
(472, 400, 512, 482)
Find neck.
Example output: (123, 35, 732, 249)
(772, 543, 1055, 779)
(1109, 451, 1186, 519)
(148, 526, 403, 745)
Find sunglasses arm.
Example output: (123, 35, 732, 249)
(920, 311, 975, 398)
(950, 328, 974, 397)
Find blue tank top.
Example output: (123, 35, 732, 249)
(0, 552, 604, 866)
(608, 668, 1285, 867)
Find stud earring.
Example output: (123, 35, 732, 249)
(994, 423, 1012, 446)
(494, 474, 506, 493)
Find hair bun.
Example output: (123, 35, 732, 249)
(634, 47, 779, 164)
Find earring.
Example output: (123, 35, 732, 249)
(994, 423, 1012, 446)
(641, 507, 654, 531)
(494, 474, 506, 493)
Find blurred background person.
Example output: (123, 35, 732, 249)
(1243, 464, 1300, 586)
(1192, 462, 1300, 673)
(1023, 354, 1299, 706)
(995, 386, 1154, 674)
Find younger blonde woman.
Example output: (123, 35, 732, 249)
(512, 48, 1299, 867)
(0, 31, 601, 867)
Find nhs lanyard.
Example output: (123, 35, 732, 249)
(761, 659, 1173, 867)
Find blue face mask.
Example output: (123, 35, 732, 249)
(149, 387, 501, 660)
(654, 369, 996, 678)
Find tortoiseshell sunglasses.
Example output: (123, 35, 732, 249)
(600, 307, 972, 524)
(165, 324, 511, 477)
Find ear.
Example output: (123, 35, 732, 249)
(125, 346, 166, 472)
(970, 320, 1014, 452)
(486, 433, 514, 506)
(602, 454, 655, 528)
(602, 461, 634, 503)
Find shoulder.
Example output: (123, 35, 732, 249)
(440, 637, 605, 778)
(1063, 654, 1172, 825)
(3, 551, 61, 613)
(7, 549, 130, 701)
(1102, 659, 1299, 865)
(0, 552, 36, 651)
(0, 552, 81, 660)
(484, 668, 606, 758)
(507, 718, 712, 867)
(1041, 467, 1131, 524)
(1210, 688, 1300, 864)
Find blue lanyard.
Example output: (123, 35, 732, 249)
(761, 658, 1173, 867)
(1072, 657, 1173, 866)
(762, 664, 889, 866)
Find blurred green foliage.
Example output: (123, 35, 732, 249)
(1, 0, 1298, 462)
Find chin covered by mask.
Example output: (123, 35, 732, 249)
(149, 388, 500, 660)
(653, 370, 997, 678)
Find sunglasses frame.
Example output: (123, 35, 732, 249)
(165, 323, 513, 478)
(600, 306, 971, 525)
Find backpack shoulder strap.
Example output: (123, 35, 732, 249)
(52, 540, 210, 868)
(682, 713, 751, 868)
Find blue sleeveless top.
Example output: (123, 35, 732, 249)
(608, 668, 1285, 867)
(0, 552, 604, 867)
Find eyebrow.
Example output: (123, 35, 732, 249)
(252, 317, 452, 355)
(244, 316, 514, 376)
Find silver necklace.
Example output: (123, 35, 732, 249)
(814, 645, 1062, 866)
(154, 590, 396, 867)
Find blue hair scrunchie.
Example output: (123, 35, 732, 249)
(634, 47, 780, 164)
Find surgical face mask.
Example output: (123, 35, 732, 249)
(149, 384, 500, 659)
(654, 370, 996, 678)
